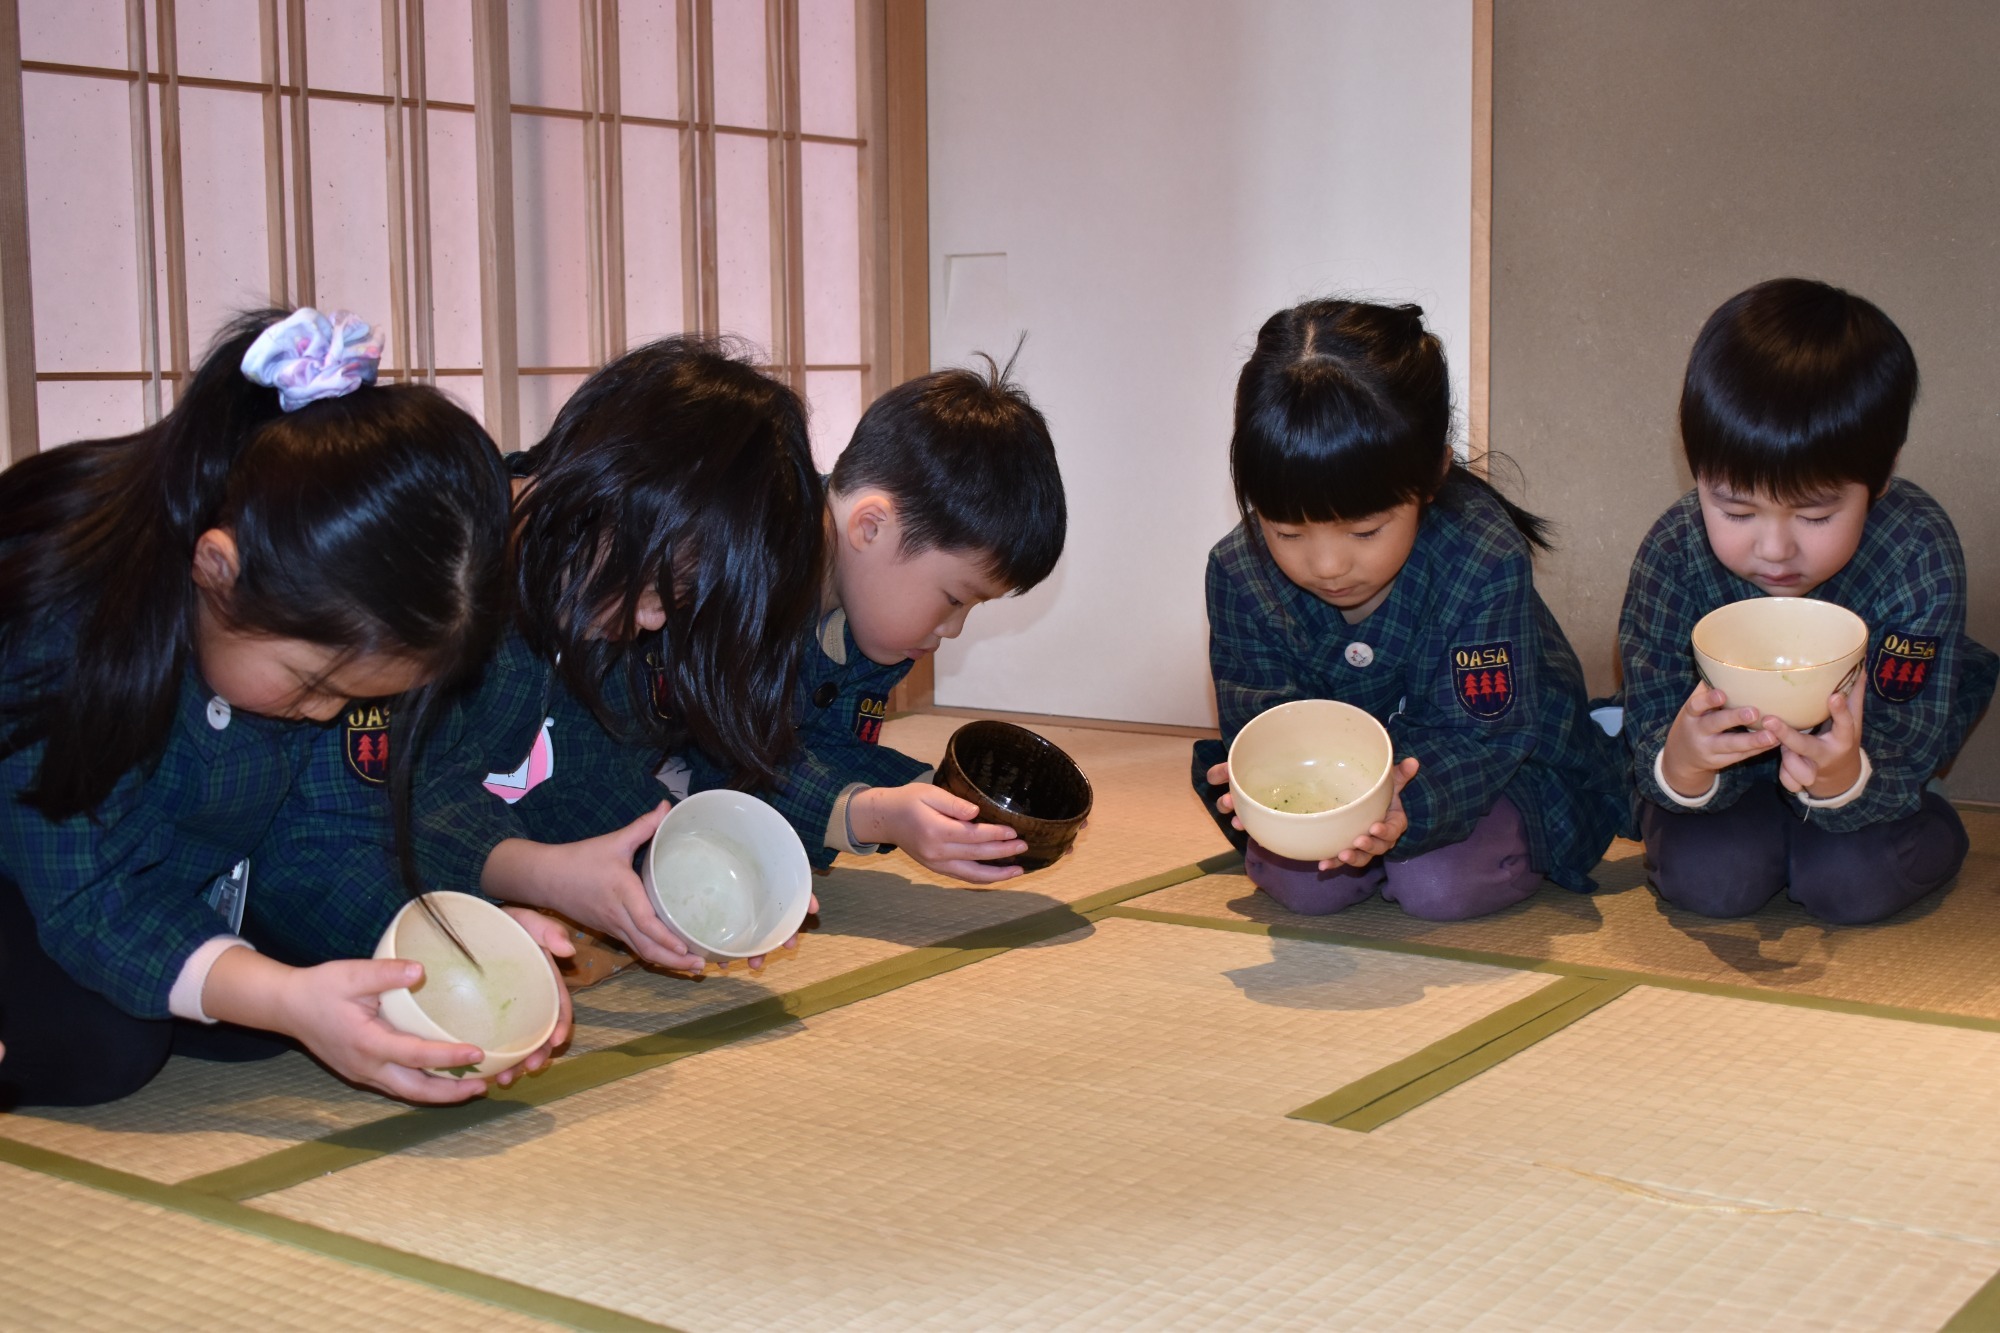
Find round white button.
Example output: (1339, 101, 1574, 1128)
(206, 697, 231, 731)
(1344, 642, 1374, 669)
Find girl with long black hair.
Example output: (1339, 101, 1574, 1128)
(252, 335, 826, 976)
(0, 309, 570, 1108)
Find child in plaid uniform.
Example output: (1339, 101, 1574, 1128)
(1194, 300, 1626, 920)
(0, 308, 569, 1109)
(252, 337, 828, 977)
(678, 357, 1068, 883)
(1621, 278, 1997, 923)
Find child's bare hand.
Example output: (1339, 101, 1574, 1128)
(1660, 683, 1777, 796)
(490, 906, 575, 1088)
(852, 782, 1026, 885)
(1317, 757, 1420, 870)
(1761, 689, 1864, 798)
(486, 805, 706, 973)
(1206, 761, 1242, 826)
(278, 958, 492, 1105)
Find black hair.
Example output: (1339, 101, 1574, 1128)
(1230, 299, 1550, 550)
(512, 336, 824, 786)
(1681, 277, 1918, 504)
(828, 353, 1066, 591)
(0, 309, 511, 895)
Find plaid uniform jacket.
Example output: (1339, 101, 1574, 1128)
(250, 631, 673, 962)
(0, 653, 311, 1018)
(1197, 476, 1628, 893)
(1619, 478, 1998, 832)
(681, 610, 924, 870)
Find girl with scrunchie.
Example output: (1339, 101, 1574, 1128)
(0, 308, 576, 1108)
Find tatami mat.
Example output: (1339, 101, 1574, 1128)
(0, 713, 1221, 1183)
(0, 1160, 556, 1331)
(1134, 808, 2000, 1021)
(246, 916, 1994, 1329)
(1380, 984, 2000, 1245)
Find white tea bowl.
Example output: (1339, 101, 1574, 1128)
(641, 789, 813, 964)
(1690, 597, 1868, 730)
(1227, 699, 1396, 863)
(374, 891, 561, 1079)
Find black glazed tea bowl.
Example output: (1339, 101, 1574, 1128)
(934, 720, 1093, 871)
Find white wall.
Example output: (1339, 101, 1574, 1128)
(926, 0, 1474, 726)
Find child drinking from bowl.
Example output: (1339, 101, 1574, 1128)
(0, 308, 575, 1108)
(1621, 278, 1995, 923)
(1194, 299, 1626, 920)
(251, 337, 827, 979)
(675, 355, 1068, 885)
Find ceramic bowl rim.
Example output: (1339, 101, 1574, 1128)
(1690, 597, 1869, 673)
(1226, 698, 1395, 825)
(940, 719, 1095, 828)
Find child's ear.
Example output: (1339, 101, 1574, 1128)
(191, 528, 242, 593)
(846, 493, 897, 552)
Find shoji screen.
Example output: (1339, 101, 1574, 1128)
(7, 0, 881, 465)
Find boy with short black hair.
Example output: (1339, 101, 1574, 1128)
(680, 357, 1068, 883)
(1620, 277, 1996, 923)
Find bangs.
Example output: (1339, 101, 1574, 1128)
(1231, 364, 1439, 526)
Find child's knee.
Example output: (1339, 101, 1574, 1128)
(1244, 841, 1378, 916)
(1383, 853, 1539, 921)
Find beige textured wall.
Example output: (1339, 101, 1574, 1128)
(1491, 0, 2000, 800)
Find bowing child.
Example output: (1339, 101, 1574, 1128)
(1620, 277, 1996, 923)
(251, 336, 827, 976)
(678, 357, 1068, 884)
(0, 308, 570, 1108)
(1195, 299, 1626, 920)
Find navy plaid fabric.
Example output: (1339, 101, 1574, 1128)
(1198, 475, 1628, 893)
(1619, 478, 1998, 832)
(252, 631, 677, 955)
(682, 611, 924, 869)
(0, 655, 311, 1018)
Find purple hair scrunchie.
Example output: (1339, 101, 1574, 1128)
(239, 308, 383, 412)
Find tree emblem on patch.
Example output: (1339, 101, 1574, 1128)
(854, 691, 888, 744)
(1451, 641, 1515, 720)
(344, 703, 391, 785)
(1871, 630, 1938, 703)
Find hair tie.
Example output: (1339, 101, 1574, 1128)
(240, 308, 383, 411)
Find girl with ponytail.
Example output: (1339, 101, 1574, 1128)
(1194, 298, 1626, 920)
(0, 309, 566, 1108)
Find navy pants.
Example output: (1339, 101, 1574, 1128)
(1640, 782, 1968, 925)
(0, 876, 289, 1108)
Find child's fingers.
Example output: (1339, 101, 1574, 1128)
(379, 1064, 488, 1104)
(613, 801, 672, 855)
(944, 860, 1027, 885)
(1682, 684, 1730, 717)
(939, 837, 1028, 862)
(1215, 791, 1235, 815)
(963, 820, 1024, 843)
(1205, 761, 1230, 786)
(920, 786, 985, 822)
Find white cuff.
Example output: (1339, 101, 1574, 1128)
(168, 936, 256, 1023)
(1797, 748, 1873, 810)
(1653, 747, 1720, 808)
(828, 783, 880, 855)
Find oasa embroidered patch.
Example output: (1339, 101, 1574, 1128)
(854, 691, 889, 744)
(1451, 641, 1516, 720)
(1871, 630, 1938, 703)
(344, 703, 391, 785)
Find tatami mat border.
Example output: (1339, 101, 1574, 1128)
(1289, 975, 1635, 1132)
(0, 1134, 670, 1332)
(1104, 904, 2000, 1035)
(171, 851, 1244, 1203)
